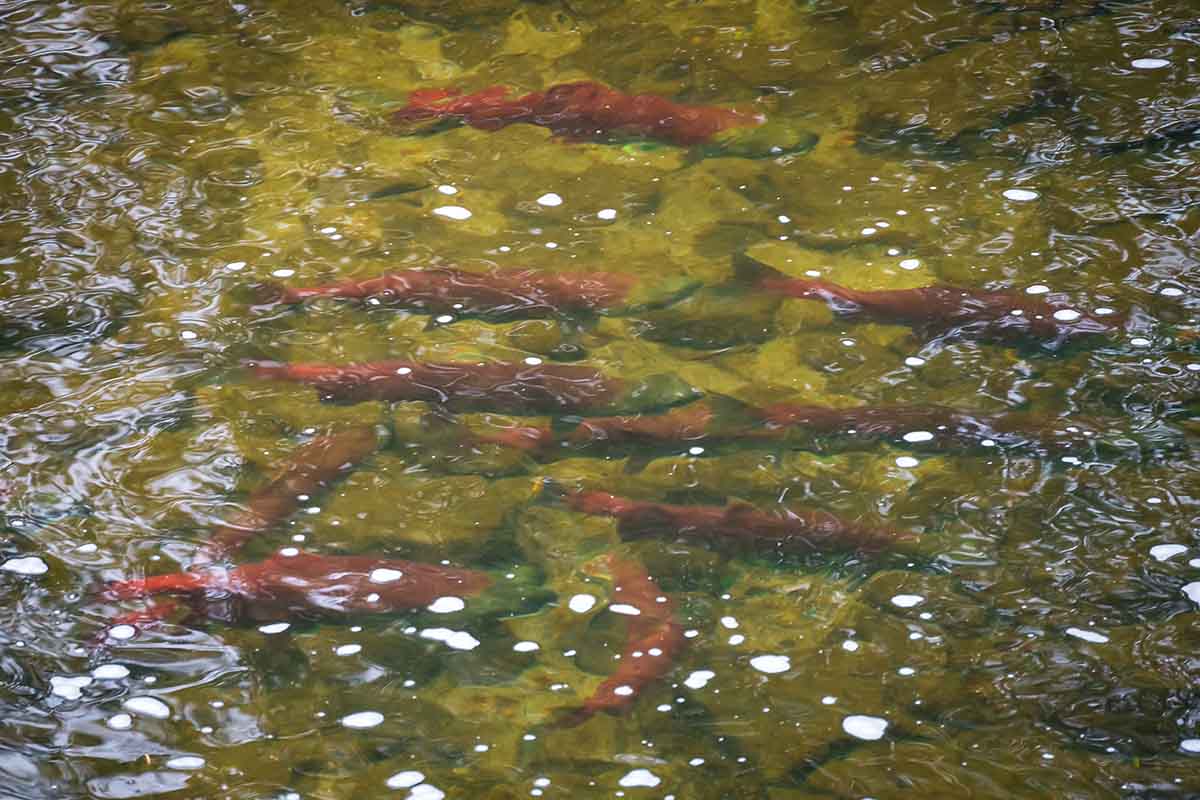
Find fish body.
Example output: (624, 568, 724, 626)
(273, 267, 637, 319)
(544, 483, 915, 555)
(204, 426, 384, 559)
(246, 359, 701, 416)
(478, 398, 1089, 459)
(391, 82, 764, 146)
(107, 551, 492, 624)
(764, 276, 1116, 343)
(736, 253, 1121, 348)
(561, 555, 685, 725)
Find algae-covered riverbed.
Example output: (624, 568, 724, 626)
(1, 0, 1198, 797)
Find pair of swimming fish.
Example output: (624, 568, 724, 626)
(107, 549, 679, 725)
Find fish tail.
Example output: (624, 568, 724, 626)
(226, 280, 290, 307)
(732, 251, 787, 284)
(733, 251, 830, 300)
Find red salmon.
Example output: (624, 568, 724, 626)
(543, 482, 917, 555)
(202, 425, 384, 560)
(478, 398, 1092, 457)
(271, 267, 636, 318)
(737, 254, 1121, 348)
(107, 551, 493, 624)
(391, 81, 764, 146)
(560, 555, 685, 726)
(245, 359, 700, 415)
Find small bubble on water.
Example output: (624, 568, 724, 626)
(1065, 627, 1109, 644)
(92, 664, 130, 680)
(123, 697, 170, 719)
(619, 770, 661, 788)
(107, 713, 133, 730)
(370, 568, 403, 583)
(427, 596, 466, 614)
(1131, 58, 1170, 69)
(108, 625, 136, 640)
(341, 711, 384, 729)
(749, 655, 790, 674)
(386, 771, 425, 789)
(842, 715, 888, 740)
(1002, 188, 1039, 202)
(2, 556, 48, 576)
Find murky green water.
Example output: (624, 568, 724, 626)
(2, 0, 1198, 797)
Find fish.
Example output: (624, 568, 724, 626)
(390, 81, 765, 147)
(201, 425, 385, 561)
(268, 267, 633, 317)
(257, 266, 699, 319)
(558, 554, 685, 726)
(735, 253, 1122, 348)
(106, 551, 494, 625)
(538, 481, 917, 555)
(474, 396, 1095, 458)
(244, 359, 702, 415)
(476, 400, 725, 454)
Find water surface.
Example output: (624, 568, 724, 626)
(1, 0, 1198, 797)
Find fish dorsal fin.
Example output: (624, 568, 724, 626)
(732, 251, 787, 285)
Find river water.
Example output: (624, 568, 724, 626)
(1, 0, 1198, 797)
